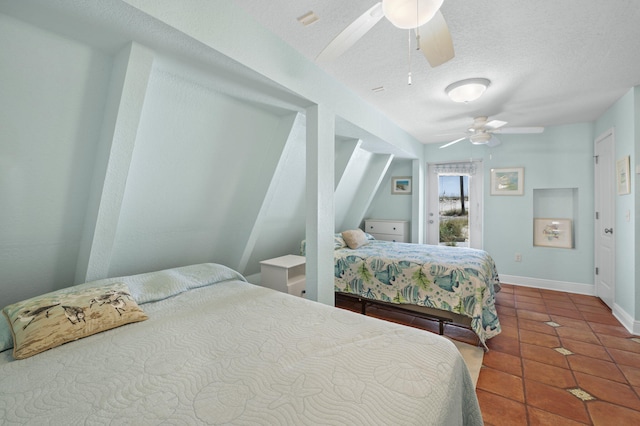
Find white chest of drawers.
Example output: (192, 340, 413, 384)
(364, 219, 410, 243)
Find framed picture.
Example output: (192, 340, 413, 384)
(616, 155, 631, 195)
(490, 167, 524, 195)
(533, 218, 573, 248)
(391, 176, 412, 194)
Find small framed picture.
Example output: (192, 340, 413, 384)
(533, 218, 573, 248)
(490, 167, 524, 195)
(391, 176, 412, 194)
(616, 155, 631, 195)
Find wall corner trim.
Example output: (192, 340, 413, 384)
(612, 304, 640, 335)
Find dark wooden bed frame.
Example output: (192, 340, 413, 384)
(336, 292, 478, 345)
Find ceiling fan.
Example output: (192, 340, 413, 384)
(316, 0, 454, 68)
(439, 117, 544, 149)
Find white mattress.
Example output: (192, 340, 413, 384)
(0, 264, 482, 425)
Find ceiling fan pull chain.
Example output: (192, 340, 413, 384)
(415, 0, 421, 50)
(407, 30, 412, 85)
(408, 0, 419, 84)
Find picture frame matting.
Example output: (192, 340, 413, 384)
(533, 218, 573, 248)
(391, 176, 412, 195)
(616, 155, 631, 195)
(490, 167, 524, 195)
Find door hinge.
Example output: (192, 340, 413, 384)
(595, 267, 599, 275)
(595, 212, 599, 220)
(594, 155, 599, 164)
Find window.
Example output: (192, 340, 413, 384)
(427, 161, 483, 249)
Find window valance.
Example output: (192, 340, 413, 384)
(431, 162, 477, 175)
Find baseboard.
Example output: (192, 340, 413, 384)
(612, 304, 640, 335)
(501, 274, 639, 334)
(499, 274, 595, 296)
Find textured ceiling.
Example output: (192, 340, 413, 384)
(233, 0, 640, 144)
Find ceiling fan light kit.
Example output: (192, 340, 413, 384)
(382, 0, 443, 29)
(469, 132, 491, 145)
(445, 78, 491, 103)
(316, 1, 454, 68)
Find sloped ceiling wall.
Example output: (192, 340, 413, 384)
(0, 8, 407, 306)
(0, 12, 113, 306)
(108, 62, 298, 277)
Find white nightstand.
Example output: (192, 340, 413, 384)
(259, 254, 306, 297)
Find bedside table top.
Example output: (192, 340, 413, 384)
(260, 254, 305, 268)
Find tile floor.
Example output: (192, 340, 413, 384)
(335, 285, 640, 425)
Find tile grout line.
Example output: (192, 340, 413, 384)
(551, 301, 598, 420)
(580, 300, 638, 396)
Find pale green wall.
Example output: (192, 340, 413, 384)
(109, 64, 297, 277)
(421, 123, 595, 288)
(0, 13, 112, 305)
(365, 160, 414, 225)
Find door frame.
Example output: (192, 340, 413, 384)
(594, 129, 615, 309)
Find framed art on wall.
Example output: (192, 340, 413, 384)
(533, 218, 573, 248)
(616, 155, 631, 195)
(490, 167, 524, 195)
(391, 176, 412, 194)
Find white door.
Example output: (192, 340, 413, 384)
(594, 130, 615, 309)
(427, 161, 483, 249)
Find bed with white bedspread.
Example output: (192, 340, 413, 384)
(0, 263, 482, 425)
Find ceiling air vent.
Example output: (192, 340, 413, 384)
(297, 11, 319, 26)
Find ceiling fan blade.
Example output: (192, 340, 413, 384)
(485, 119, 508, 130)
(439, 136, 467, 149)
(316, 2, 384, 63)
(417, 10, 454, 68)
(493, 126, 545, 134)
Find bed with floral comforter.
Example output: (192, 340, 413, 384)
(334, 240, 502, 348)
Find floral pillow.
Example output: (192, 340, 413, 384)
(3, 282, 147, 360)
(333, 233, 348, 249)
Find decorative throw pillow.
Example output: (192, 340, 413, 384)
(0, 318, 12, 352)
(333, 233, 348, 249)
(3, 282, 147, 360)
(342, 229, 370, 249)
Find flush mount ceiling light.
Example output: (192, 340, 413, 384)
(445, 78, 491, 103)
(382, 0, 443, 29)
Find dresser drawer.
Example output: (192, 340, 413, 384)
(365, 220, 407, 236)
(370, 233, 405, 243)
